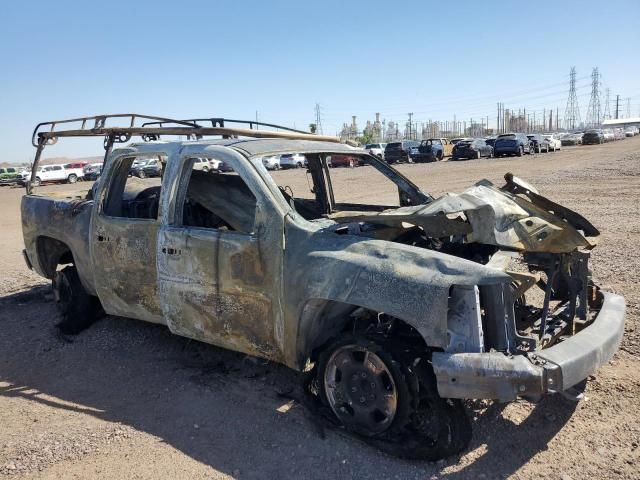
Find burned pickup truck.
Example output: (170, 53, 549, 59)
(22, 114, 625, 460)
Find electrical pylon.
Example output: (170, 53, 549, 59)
(603, 88, 611, 120)
(586, 67, 601, 127)
(564, 67, 581, 130)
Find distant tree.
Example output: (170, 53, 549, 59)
(356, 131, 374, 145)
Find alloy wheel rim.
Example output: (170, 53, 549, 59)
(324, 345, 398, 435)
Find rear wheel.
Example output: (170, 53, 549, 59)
(316, 334, 471, 460)
(52, 266, 102, 334)
(33, 177, 41, 186)
(138, 170, 146, 179)
(476, 151, 481, 159)
(517, 146, 523, 157)
(202, 166, 209, 172)
(67, 174, 77, 184)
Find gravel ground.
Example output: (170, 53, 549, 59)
(0, 138, 639, 479)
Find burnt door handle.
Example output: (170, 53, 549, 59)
(161, 247, 181, 255)
(97, 235, 109, 242)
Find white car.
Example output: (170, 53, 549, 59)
(259, 155, 281, 170)
(603, 129, 615, 142)
(32, 164, 78, 186)
(278, 153, 307, 169)
(364, 143, 386, 159)
(192, 157, 213, 172)
(542, 134, 562, 152)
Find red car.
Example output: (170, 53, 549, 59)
(328, 154, 358, 168)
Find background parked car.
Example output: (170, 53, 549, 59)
(542, 134, 562, 152)
(83, 163, 103, 181)
(259, 155, 281, 170)
(493, 133, 533, 157)
(560, 132, 582, 146)
(279, 153, 307, 169)
(130, 158, 163, 178)
(0, 166, 20, 186)
(364, 143, 386, 159)
(192, 157, 213, 172)
(613, 128, 625, 141)
(327, 154, 358, 168)
(603, 129, 615, 142)
(484, 137, 497, 148)
(449, 137, 472, 145)
(384, 140, 420, 164)
(451, 138, 493, 160)
(412, 139, 445, 162)
(583, 129, 605, 145)
(527, 134, 551, 153)
(31, 164, 78, 186)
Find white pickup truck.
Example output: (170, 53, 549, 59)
(26, 163, 84, 186)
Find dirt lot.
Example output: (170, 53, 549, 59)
(1, 138, 639, 479)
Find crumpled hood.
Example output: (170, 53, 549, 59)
(329, 177, 598, 254)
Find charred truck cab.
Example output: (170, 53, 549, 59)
(21, 115, 625, 460)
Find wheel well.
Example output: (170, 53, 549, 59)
(36, 236, 74, 278)
(297, 299, 428, 369)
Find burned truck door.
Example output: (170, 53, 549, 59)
(90, 152, 166, 324)
(156, 152, 284, 361)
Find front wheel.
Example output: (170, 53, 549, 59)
(138, 170, 146, 179)
(516, 146, 523, 157)
(476, 150, 481, 159)
(202, 166, 209, 172)
(316, 335, 471, 460)
(33, 177, 41, 186)
(67, 174, 77, 184)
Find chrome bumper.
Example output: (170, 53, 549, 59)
(432, 292, 626, 401)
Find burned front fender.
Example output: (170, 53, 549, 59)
(283, 219, 511, 367)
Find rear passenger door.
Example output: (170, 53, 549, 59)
(157, 151, 285, 361)
(91, 152, 166, 324)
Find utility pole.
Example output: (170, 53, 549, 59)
(626, 98, 631, 118)
(407, 113, 413, 139)
(615, 95, 620, 119)
(564, 67, 581, 130)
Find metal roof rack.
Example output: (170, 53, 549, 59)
(32, 113, 339, 147)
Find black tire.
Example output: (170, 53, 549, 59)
(516, 146, 523, 157)
(316, 334, 471, 460)
(52, 266, 102, 334)
(138, 170, 146, 179)
(33, 177, 41, 186)
(202, 166, 209, 172)
(476, 151, 481, 159)
(67, 174, 77, 184)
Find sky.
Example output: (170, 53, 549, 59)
(1, 0, 639, 163)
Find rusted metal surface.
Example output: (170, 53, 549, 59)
(21, 126, 625, 402)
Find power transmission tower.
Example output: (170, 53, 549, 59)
(603, 88, 611, 120)
(314, 103, 323, 135)
(564, 67, 581, 130)
(586, 67, 601, 127)
(626, 98, 631, 118)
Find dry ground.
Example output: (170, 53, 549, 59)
(0, 138, 639, 479)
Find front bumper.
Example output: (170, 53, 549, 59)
(432, 292, 626, 401)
